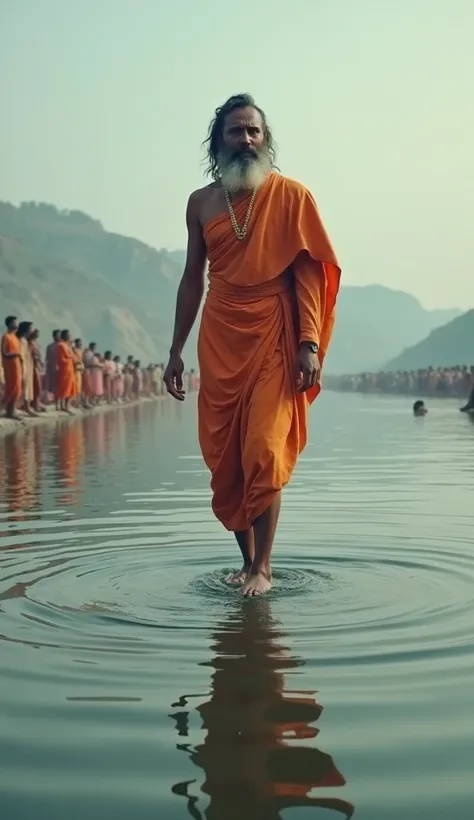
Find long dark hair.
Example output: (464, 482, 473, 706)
(203, 93, 277, 181)
(17, 321, 32, 339)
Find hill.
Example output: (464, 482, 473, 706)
(0, 201, 183, 363)
(383, 310, 474, 371)
(0, 201, 462, 371)
(325, 285, 461, 374)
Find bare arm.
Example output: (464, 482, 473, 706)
(170, 192, 207, 356)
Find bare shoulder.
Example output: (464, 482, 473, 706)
(189, 182, 218, 203)
(188, 182, 223, 228)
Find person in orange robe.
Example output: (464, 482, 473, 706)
(72, 338, 84, 407)
(1, 315, 23, 420)
(55, 329, 76, 414)
(164, 94, 340, 597)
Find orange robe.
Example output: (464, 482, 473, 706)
(198, 172, 340, 531)
(55, 341, 76, 400)
(1, 332, 22, 406)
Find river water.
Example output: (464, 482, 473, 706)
(1, 394, 474, 819)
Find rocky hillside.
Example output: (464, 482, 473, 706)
(0, 201, 182, 363)
(383, 310, 474, 371)
(325, 285, 461, 374)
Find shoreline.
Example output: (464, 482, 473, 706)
(326, 387, 468, 401)
(0, 395, 165, 438)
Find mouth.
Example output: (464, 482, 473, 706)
(239, 149, 257, 160)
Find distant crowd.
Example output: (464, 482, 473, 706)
(327, 364, 474, 411)
(1, 316, 199, 421)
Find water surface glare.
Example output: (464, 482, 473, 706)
(1, 394, 474, 819)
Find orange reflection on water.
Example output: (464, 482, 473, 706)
(170, 601, 354, 819)
(55, 421, 85, 505)
(0, 427, 42, 520)
(0, 405, 144, 518)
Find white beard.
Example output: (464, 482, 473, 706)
(218, 150, 271, 193)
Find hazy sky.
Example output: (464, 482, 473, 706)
(1, 0, 473, 309)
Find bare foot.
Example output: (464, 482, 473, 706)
(226, 565, 251, 585)
(242, 570, 272, 597)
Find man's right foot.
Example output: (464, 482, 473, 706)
(242, 570, 272, 597)
(225, 565, 251, 585)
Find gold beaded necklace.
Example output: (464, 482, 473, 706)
(224, 187, 257, 241)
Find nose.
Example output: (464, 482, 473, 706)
(240, 130, 252, 147)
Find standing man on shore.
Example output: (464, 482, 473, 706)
(1, 315, 23, 420)
(164, 94, 341, 596)
(45, 329, 60, 409)
(55, 330, 76, 414)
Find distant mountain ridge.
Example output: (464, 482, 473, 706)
(0, 201, 462, 371)
(383, 310, 474, 371)
(325, 285, 461, 374)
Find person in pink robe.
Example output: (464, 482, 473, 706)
(103, 351, 116, 403)
(91, 353, 104, 402)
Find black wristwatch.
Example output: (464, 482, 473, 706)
(301, 341, 319, 354)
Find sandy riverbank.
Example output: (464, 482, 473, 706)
(0, 396, 165, 437)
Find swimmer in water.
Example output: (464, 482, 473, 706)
(413, 400, 428, 417)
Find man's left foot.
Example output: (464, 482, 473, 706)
(242, 571, 272, 597)
(226, 565, 251, 585)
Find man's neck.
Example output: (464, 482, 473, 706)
(227, 186, 254, 200)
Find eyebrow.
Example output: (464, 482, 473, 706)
(228, 121, 261, 129)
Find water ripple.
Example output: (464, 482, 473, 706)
(1, 394, 474, 819)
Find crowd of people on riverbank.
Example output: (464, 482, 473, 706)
(0, 316, 199, 421)
(327, 364, 474, 410)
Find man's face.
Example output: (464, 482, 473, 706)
(218, 106, 271, 192)
(221, 106, 265, 157)
(8, 319, 18, 333)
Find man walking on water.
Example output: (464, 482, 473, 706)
(164, 94, 341, 597)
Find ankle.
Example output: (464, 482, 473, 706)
(251, 561, 271, 576)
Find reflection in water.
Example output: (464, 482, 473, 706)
(55, 421, 85, 505)
(0, 404, 156, 517)
(1, 396, 474, 818)
(0, 401, 183, 529)
(170, 601, 354, 819)
(1, 426, 43, 518)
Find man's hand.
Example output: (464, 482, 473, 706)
(295, 343, 321, 393)
(164, 352, 186, 401)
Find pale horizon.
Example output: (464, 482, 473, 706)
(1, 0, 473, 311)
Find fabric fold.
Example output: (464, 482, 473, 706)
(198, 173, 340, 531)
